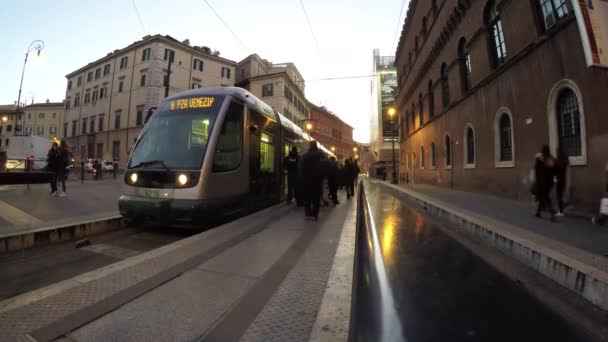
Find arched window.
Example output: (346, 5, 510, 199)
(464, 124, 475, 167)
(539, 0, 568, 31)
(444, 135, 452, 168)
(422, 16, 428, 38)
(420, 145, 425, 169)
(428, 80, 435, 117)
(431, 142, 436, 167)
(557, 89, 582, 158)
(486, 1, 507, 67)
(458, 38, 472, 92)
(494, 109, 515, 167)
(411, 103, 415, 128)
(441, 63, 450, 109)
(418, 93, 424, 126)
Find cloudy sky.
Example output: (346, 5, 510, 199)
(0, 0, 408, 142)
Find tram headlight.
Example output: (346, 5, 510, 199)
(130, 173, 138, 184)
(177, 174, 188, 186)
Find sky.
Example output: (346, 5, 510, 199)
(0, 0, 409, 143)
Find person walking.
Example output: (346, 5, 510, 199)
(344, 158, 355, 199)
(46, 143, 61, 196)
(283, 146, 300, 204)
(57, 141, 69, 196)
(299, 141, 323, 221)
(328, 157, 339, 205)
(534, 145, 557, 221)
(554, 148, 569, 216)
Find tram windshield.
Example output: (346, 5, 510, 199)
(128, 95, 225, 170)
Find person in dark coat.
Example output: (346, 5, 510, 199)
(57, 141, 69, 196)
(534, 145, 556, 220)
(283, 146, 300, 204)
(327, 157, 339, 205)
(47, 143, 61, 196)
(344, 158, 356, 199)
(554, 148, 569, 216)
(299, 141, 323, 220)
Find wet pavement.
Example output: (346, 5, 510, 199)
(352, 180, 589, 342)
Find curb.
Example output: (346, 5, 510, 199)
(375, 180, 608, 312)
(308, 193, 358, 342)
(0, 214, 123, 253)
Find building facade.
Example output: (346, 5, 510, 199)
(236, 54, 309, 127)
(309, 104, 355, 161)
(23, 101, 64, 141)
(63, 34, 237, 166)
(395, 0, 608, 212)
(369, 49, 400, 180)
(0, 105, 20, 150)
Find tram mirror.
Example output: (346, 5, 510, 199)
(144, 107, 157, 124)
(249, 124, 258, 132)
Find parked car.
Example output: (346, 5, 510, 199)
(84, 159, 96, 172)
(101, 160, 115, 171)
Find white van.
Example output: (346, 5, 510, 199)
(5, 136, 53, 170)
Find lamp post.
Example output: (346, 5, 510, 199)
(388, 107, 397, 184)
(16, 40, 45, 131)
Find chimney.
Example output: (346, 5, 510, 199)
(46, 99, 50, 104)
(182, 39, 190, 46)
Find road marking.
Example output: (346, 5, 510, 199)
(81, 244, 140, 260)
(0, 200, 42, 226)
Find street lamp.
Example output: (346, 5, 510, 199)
(16, 40, 45, 130)
(305, 122, 313, 132)
(388, 107, 397, 184)
(331, 146, 336, 152)
(1, 116, 7, 123)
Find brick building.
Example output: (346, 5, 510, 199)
(309, 104, 355, 161)
(395, 0, 608, 213)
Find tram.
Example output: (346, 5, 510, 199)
(118, 87, 334, 224)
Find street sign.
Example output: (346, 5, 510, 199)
(572, 0, 608, 68)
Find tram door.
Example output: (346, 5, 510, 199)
(248, 108, 279, 209)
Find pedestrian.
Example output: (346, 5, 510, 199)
(283, 146, 299, 204)
(344, 158, 356, 199)
(534, 145, 557, 221)
(320, 154, 330, 207)
(46, 143, 61, 196)
(57, 141, 69, 196)
(328, 157, 339, 205)
(299, 141, 323, 221)
(554, 148, 569, 216)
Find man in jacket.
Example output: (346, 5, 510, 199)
(299, 141, 323, 220)
(283, 146, 299, 204)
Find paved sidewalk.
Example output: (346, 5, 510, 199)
(0, 178, 122, 237)
(0, 193, 357, 342)
(376, 180, 608, 257)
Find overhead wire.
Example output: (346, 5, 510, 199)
(298, 0, 321, 54)
(202, 0, 250, 52)
(131, 0, 147, 36)
(391, 0, 408, 51)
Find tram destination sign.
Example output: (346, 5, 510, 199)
(170, 96, 216, 111)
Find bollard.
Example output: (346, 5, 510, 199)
(81, 160, 85, 184)
(113, 162, 118, 180)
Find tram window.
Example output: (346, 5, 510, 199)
(260, 133, 275, 173)
(212, 102, 243, 172)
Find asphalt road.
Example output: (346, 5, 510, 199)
(352, 180, 592, 342)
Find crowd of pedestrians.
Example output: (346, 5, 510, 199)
(46, 141, 70, 197)
(284, 141, 360, 221)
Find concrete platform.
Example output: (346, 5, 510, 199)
(0, 178, 122, 238)
(0, 192, 357, 342)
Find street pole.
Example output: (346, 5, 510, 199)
(391, 124, 397, 184)
(16, 40, 45, 132)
